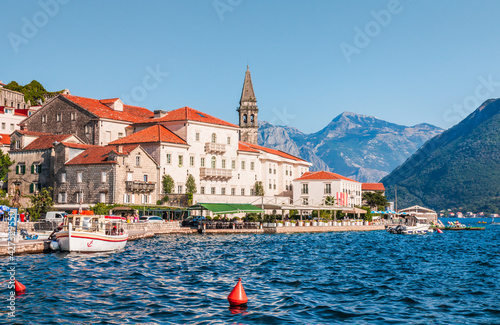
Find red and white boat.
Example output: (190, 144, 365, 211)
(54, 215, 128, 252)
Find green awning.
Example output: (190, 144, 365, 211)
(188, 203, 264, 215)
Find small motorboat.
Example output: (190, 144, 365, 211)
(387, 216, 434, 234)
(53, 214, 128, 252)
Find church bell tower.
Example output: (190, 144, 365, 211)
(237, 66, 259, 144)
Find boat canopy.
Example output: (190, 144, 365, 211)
(188, 203, 264, 215)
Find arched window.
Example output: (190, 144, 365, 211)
(211, 133, 216, 143)
(243, 114, 247, 124)
(250, 114, 254, 123)
(211, 156, 216, 169)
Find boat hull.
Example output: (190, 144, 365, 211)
(55, 231, 128, 252)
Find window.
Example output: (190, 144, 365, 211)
(250, 189, 254, 196)
(303, 198, 309, 205)
(16, 164, 26, 175)
(42, 115, 47, 123)
(250, 162, 255, 171)
(231, 160, 236, 169)
(177, 185, 183, 194)
(301, 183, 309, 194)
(142, 194, 149, 203)
(211, 133, 216, 143)
(269, 180, 272, 190)
(61, 173, 66, 183)
(127, 172, 132, 182)
(76, 192, 84, 203)
(200, 157, 205, 167)
(77, 172, 83, 183)
(221, 188, 226, 195)
(273, 180, 276, 190)
(286, 169, 288, 176)
(250, 114, 255, 123)
(85, 124, 91, 134)
(1, 123, 4, 129)
(166, 154, 171, 164)
(195, 133, 200, 141)
(178, 155, 183, 167)
(241, 161, 245, 170)
(286, 184, 289, 191)
(227, 136, 231, 145)
(290, 170, 292, 177)
(325, 183, 331, 194)
(144, 174, 148, 182)
(70, 112, 76, 121)
(31, 164, 42, 174)
(243, 114, 247, 123)
(200, 187, 205, 194)
(29, 183, 41, 193)
(56, 113, 61, 122)
(124, 194, 131, 203)
(135, 156, 141, 167)
(100, 193, 106, 203)
(211, 187, 216, 194)
(58, 192, 67, 203)
(118, 132, 124, 138)
(241, 188, 245, 196)
(231, 188, 235, 196)
(15, 141, 20, 149)
(101, 172, 107, 183)
(211, 156, 216, 169)
(190, 156, 194, 167)
(274, 168, 276, 174)
(10, 124, 14, 131)
(221, 160, 226, 169)
(269, 167, 272, 174)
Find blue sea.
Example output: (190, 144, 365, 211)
(2, 218, 499, 324)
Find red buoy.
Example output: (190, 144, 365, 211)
(227, 278, 248, 306)
(436, 228, 443, 234)
(14, 280, 26, 292)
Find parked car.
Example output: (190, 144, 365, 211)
(139, 216, 164, 223)
(40, 211, 67, 222)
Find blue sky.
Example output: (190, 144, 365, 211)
(2, 0, 500, 133)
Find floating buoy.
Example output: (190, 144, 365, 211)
(436, 228, 443, 234)
(228, 278, 248, 306)
(14, 280, 26, 293)
(50, 240, 60, 251)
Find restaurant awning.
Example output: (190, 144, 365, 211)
(187, 203, 264, 215)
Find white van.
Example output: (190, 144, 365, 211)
(42, 211, 67, 222)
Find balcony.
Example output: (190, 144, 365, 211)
(200, 167, 232, 180)
(125, 181, 155, 192)
(205, 142, 226, 154)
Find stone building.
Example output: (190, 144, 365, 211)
(7, 131, 86, 205)
(54, 144, 159, 209)
(20, 94, 153, 146)
(237, 66, 259, 145)
(0, 82, 30, 109)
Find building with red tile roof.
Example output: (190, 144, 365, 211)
(362, 183, 385, 192)
(135, 106, 238, 128)
(0, 134, 10, 153)
(109, 125, 187, 146)
(20, 94, 154, 146)
(292, 170, 362, 207)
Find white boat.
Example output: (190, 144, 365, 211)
(54, 214, 128, 252)
(387, 216, 434, 234)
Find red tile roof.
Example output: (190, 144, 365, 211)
(16, 130, 52, 136)
(14, 109, 29, 117)
(0, 134, 10, 145)
(109, 125, 187, 145)
(362, 183, 385, 191)
(294, 171, 360, 183)
(22, 134, 74, 150)
(61, 94, 153, 123)
(65, 144, 140, 165)
(136, 106, 238, 128)
(60, 142, 95, 149)
(238, 142, 259, 153)
(239, 141, 307, 162)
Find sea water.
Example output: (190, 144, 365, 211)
(2, 224, 499, 324)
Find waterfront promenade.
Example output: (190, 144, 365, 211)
(0, 221, 384, 256)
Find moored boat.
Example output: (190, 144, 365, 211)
(387, 216, 434, 234)
(54, 214, 128, 252)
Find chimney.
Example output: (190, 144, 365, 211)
(154, 110, 167, 118)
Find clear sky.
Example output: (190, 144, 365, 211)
(2, 0, 500, 133)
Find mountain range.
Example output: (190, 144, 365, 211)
(258, 112, 443, 183)
(382, 99, 500, 213)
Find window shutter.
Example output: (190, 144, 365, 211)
(31, 164, 35, 174)
(58, 193, 62, 203)
(131, 195, 135, 204)
(16, 165, 19, 174)
(124, 194, 127, 203)
(29, 183, 34, 193)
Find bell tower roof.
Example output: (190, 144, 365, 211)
(239, 65, 257, 104)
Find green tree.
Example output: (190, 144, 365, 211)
(162, 175, 174, 194)
(186, 174, 197, 194)
(0, 151, 14, 182)
(27, 187, 54, 221)
(362, 191, 388, 210)
(253, 181, 264, 196)
(91, 203, 113, 215)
